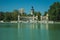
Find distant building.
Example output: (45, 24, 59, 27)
(46, 13, 48, 20)
(18, 7, 38, 22)
(19, 8, 24, 14)
(41, 13, 49, 21)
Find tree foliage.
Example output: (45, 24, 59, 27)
(0, 10, 28, 22)
(34, 12, 41, 21)
(44, 11, 47, 16)
(48, 2, 60, 21)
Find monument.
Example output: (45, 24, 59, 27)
(31, 6, 34, 21)
(31, 6, 34, 15)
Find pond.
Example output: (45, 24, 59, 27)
(0, 23, 60, 40)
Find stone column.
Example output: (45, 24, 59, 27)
(18, 15, 20, 22)
(33, 15, 34, 21)
(41, 16, 42, 21)
(46, 14, 48, 23)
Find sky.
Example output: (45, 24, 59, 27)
(0, 0, 60, 15)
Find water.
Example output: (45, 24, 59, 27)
(0, 23, 60, 40)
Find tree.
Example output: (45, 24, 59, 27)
(3, 12, 12, 22)
(12, 10, 18, 20)
(34, 12, 41, 21)
(48, 2, 60, 21)
(44, 12, 47, 16)
(0, 12, 4, 21)
(20, 13, 27, 16)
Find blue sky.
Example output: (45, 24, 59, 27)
(0, 0, 60, 15)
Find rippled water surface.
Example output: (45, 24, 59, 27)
(0, 23, 60, 40)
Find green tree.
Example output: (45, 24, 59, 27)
(20, 13, 27, 16)
(0, 12, 4, 21)
(12, 10, 18, 20)
(34, 12, 41, 21)
(44, 12, 47, 16)
(3, 12, 12, 22)
(48, 2, 60, 21)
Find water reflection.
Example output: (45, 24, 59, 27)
(18, 23, 60, 40)
(48, 23, 60, 40)
(46, 23, 48, 30)
(30, 23, 41, 40)
(0, 23, 60, 40)
(0, 23, 18, 40)
(40, 23, 49, 40)
(30, 23, 41, 29)
(18, 23, 23, 40)
(30, 23, 39, 29)
(18, 23, 50, 40)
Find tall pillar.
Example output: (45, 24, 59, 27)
(33, 15, 34, 21)
(46, 14, 48, 20)
(41, 16, 42, 21)
(18, 15, 20, 22)
(46, 13, 48, 23)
